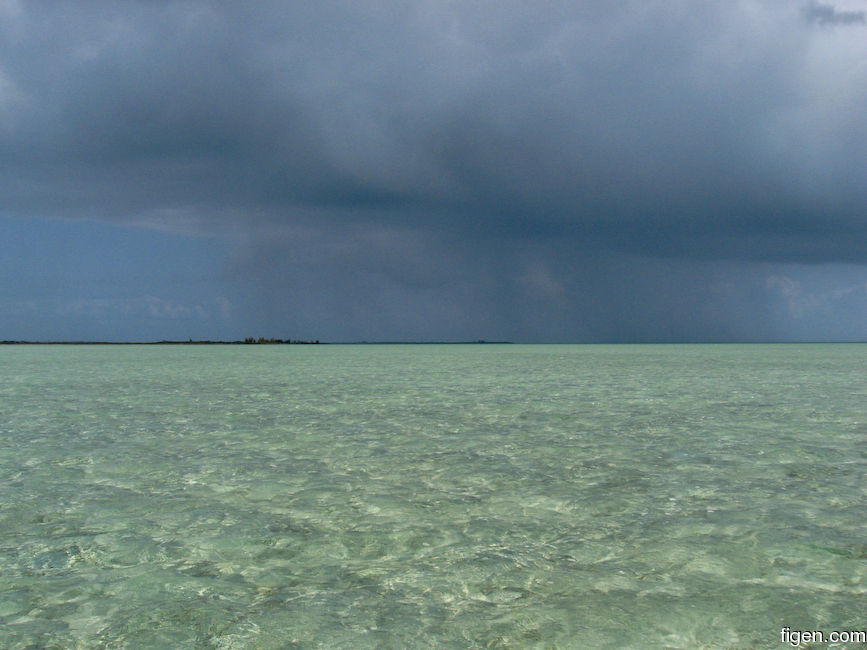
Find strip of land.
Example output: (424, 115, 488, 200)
(0, 338, 320, 345)
(0, 339, 514, 345)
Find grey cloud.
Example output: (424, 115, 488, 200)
(3, 1, 865, 260)
(220, 224, 784, 342)
(805, 1, 866, 25)
(2, 1, 867, 340)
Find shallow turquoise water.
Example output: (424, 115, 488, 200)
(1, 344, 865, 648)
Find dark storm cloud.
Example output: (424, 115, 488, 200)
(2, 1, 864, 256)
(2, 1, 867, 340)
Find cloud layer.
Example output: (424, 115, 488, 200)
(2, 1, 866, 340)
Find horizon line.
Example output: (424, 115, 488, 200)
(3, 339, 867, 346)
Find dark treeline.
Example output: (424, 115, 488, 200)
(0, 338, 321, 345)
(240, 337, 320, 344)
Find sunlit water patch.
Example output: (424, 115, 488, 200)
(1, 344, 865, 648)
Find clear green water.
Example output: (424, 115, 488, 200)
(1, 344, 865, 649)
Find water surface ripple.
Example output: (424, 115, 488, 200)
(1, 344, 865, 648)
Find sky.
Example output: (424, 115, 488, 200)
(1, 0, 867, 342)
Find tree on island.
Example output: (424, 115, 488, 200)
(241, 337, 320, 344)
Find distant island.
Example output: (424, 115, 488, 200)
(0, 338, 321, 345)
(0, 339, 517, 345)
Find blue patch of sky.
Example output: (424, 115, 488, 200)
(0, 215, 233, 341)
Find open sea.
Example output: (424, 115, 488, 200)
(1, 343, 865, 649)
